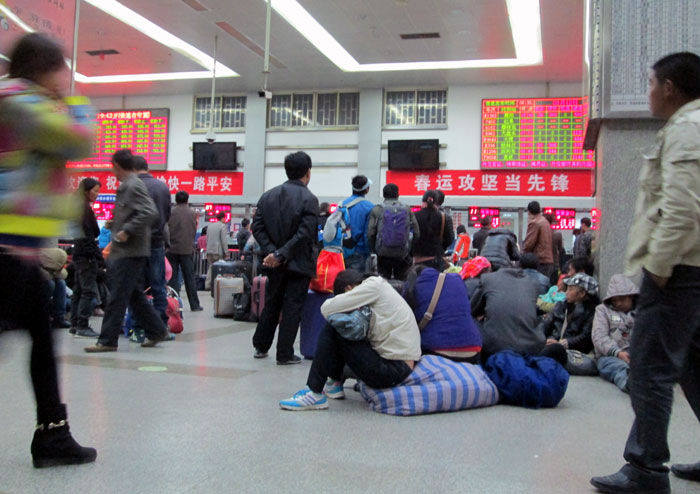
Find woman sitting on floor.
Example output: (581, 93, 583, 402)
(279, 269, 421, 411)
(405, 266, 482, 364)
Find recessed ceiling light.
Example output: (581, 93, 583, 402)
(268, 0, 542, 71)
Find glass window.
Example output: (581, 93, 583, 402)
(292, 94, 314, 127)
(268, 92, 359, 128)
(316, 93, 338, 126)
(193, 96, 246, 129)
(338, 93, 359, 126)
(269, 94, 292, 127)
(385, 89, 447, 126)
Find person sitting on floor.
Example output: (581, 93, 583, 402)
(470, 265, 566, 365)
(592, 274, 639, 392)
(279, 269, 421, 411)
(404, 266, 482, 364)
(537, 273, 568, 313)
(566, 255, 595, 277)
(520, 252, 550, 295)
(480, 227, 520, 271)
(537, 272, 599, 357)
(460, 255, 492, 297)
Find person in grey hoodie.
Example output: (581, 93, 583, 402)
(85, 149, 168, 352)
(593, 274, 639, 392)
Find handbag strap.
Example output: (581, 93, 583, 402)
(439, 212, 445, 242)
(419, 272, 446, 330)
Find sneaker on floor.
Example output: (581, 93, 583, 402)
(191, 306, 204, 312)
(129, 329, 146, 343)
(324, 380, 345, 399)
(84, 343, 117, 353)
(276, 355, 302, 365)
(74, 328, 99, 338)
(254, 348, 268, 359)
(279, 388, 328, 411)
(141, 332, 169, 348)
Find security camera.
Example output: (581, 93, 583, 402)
(258, 89, 272, 99)
(205, 130, 216, 143)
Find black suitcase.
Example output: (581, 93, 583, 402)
(210, 260, 253, 296)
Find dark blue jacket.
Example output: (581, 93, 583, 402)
(412, 268, 482, 351)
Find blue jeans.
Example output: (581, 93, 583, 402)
(623, 266, 700, 476)
(344, 253, 368, 273)
(597, 356, 629, 391)
(47, 278, 67, 320)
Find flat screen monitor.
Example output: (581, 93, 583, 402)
(193, 142, 237, 171)
(387, 139, 439, 171)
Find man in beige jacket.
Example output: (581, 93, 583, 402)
(591, 52, 700, 494)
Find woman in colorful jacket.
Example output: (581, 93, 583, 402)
(0, 33, 96, 468)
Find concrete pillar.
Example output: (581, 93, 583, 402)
(357, 89, 383, 203)
(242, 93, 268, 204)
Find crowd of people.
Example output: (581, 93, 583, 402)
(1, 32, 698, 494)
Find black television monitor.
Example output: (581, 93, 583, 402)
(193, 142, 237, 170)
(387, 139, 439, 170)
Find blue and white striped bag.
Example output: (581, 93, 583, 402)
(359, 355, 499, 416)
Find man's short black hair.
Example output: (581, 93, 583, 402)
(383, 183, 399, 200)
(112, 149, 135, 170)
(580, 217, 592, 228)
(9, 33, 65, 84)
(482, 216, 493, 228)
(133, 156, 148, 171)
(284, 151, 312, 180)
(319, 202, 330, 215)
(241, 218, 250, 228)
(569, 256, 594, 276)
(333, 269, 364, 296)
(351, 175, 370, 196)
(457, 224, 467, 234)
(527, 201, 541, 215)
(519, 252, 539, 270)
(653, 52, 700, 100)
(175, 191, 189, 204)
(216, 212, 226, 221)
(436, 190, 446, 206)
(543, 213, 555, 224)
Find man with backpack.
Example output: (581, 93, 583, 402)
(324, 175, 374, 272)
(367, 183, 419, 280)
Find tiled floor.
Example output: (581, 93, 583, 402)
(0, 295, 698, 494)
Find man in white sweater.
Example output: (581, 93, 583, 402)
(280, 270, 421, 410)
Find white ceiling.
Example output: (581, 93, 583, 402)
(74, 0, 585, 96)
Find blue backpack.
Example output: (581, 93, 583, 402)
(322, 198, 363, 253)
(484, 350, 569, 408)
(377, 204, 410, 258)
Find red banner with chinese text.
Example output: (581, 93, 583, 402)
(68, 171, 243, 196)
(386, 170, 594, 197)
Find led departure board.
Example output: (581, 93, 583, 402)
(92, 202, 115, 221)
(543, 207, 577, 230)
(481, 98, 595, 169)
(468, 207, 501, 228)
(67, 108, 169, 170)
(204, 203, 231, 223)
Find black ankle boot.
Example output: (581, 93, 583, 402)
(31, 404, 97, 468)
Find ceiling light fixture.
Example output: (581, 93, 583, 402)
(0, 0, 238, 83)
(268, 0, 542, 71)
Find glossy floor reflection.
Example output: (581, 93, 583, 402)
(0, 294, 698, 494)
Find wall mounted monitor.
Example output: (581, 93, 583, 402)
(481, 98, 595, 170)
(387, 139, 439, 171)
(193, 142, 238, 171)
(67, 109, 169, 170)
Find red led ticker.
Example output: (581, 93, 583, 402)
(92, 201, 115, 221)
(204, 203, 232, 223)
(469, 207, 500, 228)
(543, 207, 577, 230)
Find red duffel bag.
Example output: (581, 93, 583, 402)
(309, 248, 345, 293)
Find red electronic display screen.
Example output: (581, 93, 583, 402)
(481, 98, 594, 170)
(67, 108, 169, 170)
(468, 207, 500, 228)
(543, 207, 576, 230)
(204, 203, 231, 223)
(92, 201, 115, 221)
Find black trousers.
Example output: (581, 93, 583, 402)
(306, 325, 412, 393)
(623, 266, 700, 476)
(252, 268, 310, 361)
(0, 252, 61, 411)
(70, 257, 99, 329)
(166, 252, 200, 310)
(98, 257, 167, 347)
(377, 255, 412, 281)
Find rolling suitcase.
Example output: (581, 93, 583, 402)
(250, 275, 268, 322)
(300, 290, 333, 359)
(214, 275, 245, 317)
(210, 260, 252, 296)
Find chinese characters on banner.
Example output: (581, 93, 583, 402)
(68, 171, 244, 196)
(0, 1, 76, 76)
(386, 170, 594, 197)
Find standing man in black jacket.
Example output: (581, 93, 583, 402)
(134, 155, 171, 329)
(252, 151, 319, 364)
